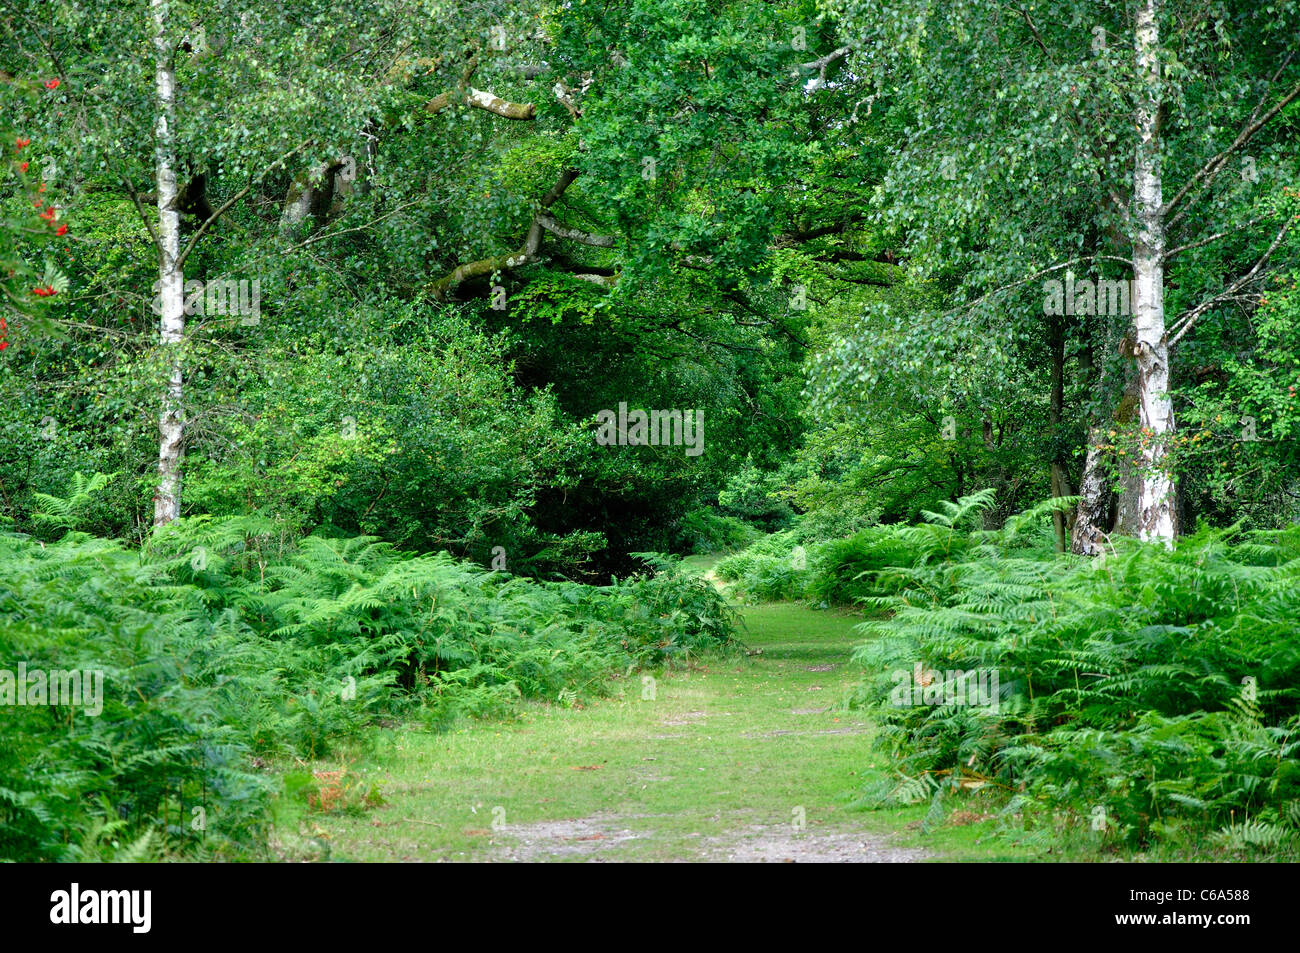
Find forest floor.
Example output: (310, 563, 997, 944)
(289, 563, 1037, 862)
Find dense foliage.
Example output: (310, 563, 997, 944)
(2, 0, 1297, 862)
(0, 500, 734, 861)
(719, 493, 1300, 857)
(853, 513, 1300, 857)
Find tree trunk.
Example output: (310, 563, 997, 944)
(1071, 427, 1110, 555)
(1047, 314, 1073, 552)
(281, 161, 328, 230)
(1112, 369, 1144, 534)
(1071, 327, 1108, 554)
(1070, 337, 1144, 553)
(1131, 0, 1177, 544)
(152, 0, 184, 526)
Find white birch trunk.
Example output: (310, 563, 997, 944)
(1131, 0, 1177, 545)
(152, 0, 185, 526)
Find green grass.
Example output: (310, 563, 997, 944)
(289, 600, 1043, 862)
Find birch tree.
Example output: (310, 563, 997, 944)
(3, 0, 425, 525)
(1126, 0, 1174, 541)
(149, 0, 184, 524)
(820, 0, 1300, 549)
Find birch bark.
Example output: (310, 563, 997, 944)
(152, 0, 184, 525)
(1131, 0, 1177, 544)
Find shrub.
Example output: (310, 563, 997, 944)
(0, 530, 272, 861)
(0, 503, 738, 860)
(713, 491, 1001, 605)
(850, 518, 1300, 856)
(677, 508, 763, 554)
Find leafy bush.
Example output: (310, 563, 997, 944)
(714, 530, 798, 579)
(713, 491, 1001, 604)
(677, 507, 763, 554)
(716, 459, 797, 530)
(0, 530, 272, 861)
(804, 526, 925, 605)
(0, 505, 737, 861)
(182, 320, 596, 570)
(850, 517, 1300, 856)
(713, 530, 806, 600)
(147, 519, 738, 716)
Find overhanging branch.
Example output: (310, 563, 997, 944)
(537, 214, 614, 247)
(1169, 217, 1294, 345)
(430, 167, 582, 299)
(1164, 61, 1300, 225)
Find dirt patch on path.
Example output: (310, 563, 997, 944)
(490, 812, 929, 863)
(492, 813, 647, 861)
(709, 824, 930, 863)
(740, 726, 870, 738)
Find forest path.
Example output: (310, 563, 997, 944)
(303, 599, 943, 862)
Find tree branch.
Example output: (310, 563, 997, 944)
(1169, 217, 1293, 346)
(428, 250, 539, 299)
(536, 214, 614, 246)
(121, 176, 163, 257)
(1164, 216, 1265, 259)
(950, 255, 1132, 317)
(465, 87, 536, 120)
(423, 66, 536, 121)
(523, 167, 579, 255)
(571, 273, 618, 288)
(799, 46, 851, 89)
(1163, 63, 1300, 224)
(288, 200, 422, 250)
(179, 138, 314, 269)
(430, 168, 582, 298)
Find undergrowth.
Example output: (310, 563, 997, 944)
(722, 491, 1300, 858)
(0, 502, 736, 861)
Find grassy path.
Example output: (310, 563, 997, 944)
(299, 597, 1023, 862)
